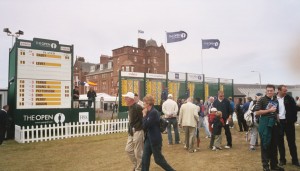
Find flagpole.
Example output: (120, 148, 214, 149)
(201, 48, 203, 74)
(165, 31, 167, 75)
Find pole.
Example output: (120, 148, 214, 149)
(259, 72, 262, 90)
(201, 49, 203, 74)
(165, 31, 167, 74)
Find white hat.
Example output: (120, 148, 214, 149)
(210, 108, 217, 112)
(168, 94, 173, 98)
(122, 92, 135, 99)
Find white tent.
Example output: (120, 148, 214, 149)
(79, 93, 118, 102)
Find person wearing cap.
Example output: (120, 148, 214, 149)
(277, 85, 300, 168)
(162, 94, 180, 145)
(123, 92, 144, 171)
(248, 93, 263, 151)
(134, 93, 144, 108)
(208, 107, 218, 149)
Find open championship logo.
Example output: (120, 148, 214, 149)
(54, 113, 65, 124)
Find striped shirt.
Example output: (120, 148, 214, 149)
(255, 95, 278, 118)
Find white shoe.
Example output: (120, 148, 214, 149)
(212, 146, 216, 151)
(224, 145, 231, 149)
(184, 145, 187, 149)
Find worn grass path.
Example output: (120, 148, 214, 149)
(1, 125, 300, 171)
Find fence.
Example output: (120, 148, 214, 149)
(15, 119, 129, 143)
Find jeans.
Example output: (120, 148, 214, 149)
(199, 116, 211, 137)
(166, 118, 180, 144)
(250, 122, 259, 146)
(142, 138, 175, 171)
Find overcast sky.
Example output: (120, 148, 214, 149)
(1, 0, 300, 88)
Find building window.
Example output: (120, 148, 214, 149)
(148, 59, 150, 64)
(122, 66, 125, 71)
(148, 68, 150, 73)
(111, 73, 113, 77)
(153, 59, 156, 64)
(136, 50, 139, 53)
(111, 81, 113, 87)
(154, 68, 157, 74)
(117, 58, 119, 64)
(134, 57, 137, 62)
(143, 59, 145, 64)
(131, 66, 134, 72)
(126, 66, 130, 72)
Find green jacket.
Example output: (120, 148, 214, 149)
(258, 116, 276, 150)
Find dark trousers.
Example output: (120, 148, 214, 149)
(142, 138, 174, 171)
(237, 116, 248, 132)
(0, 128, 5, 145)
(260, 124, 279, 168)
(223, 124, 232, 147)
(209, 134, 216, 148)
(278, 119, 299, 164)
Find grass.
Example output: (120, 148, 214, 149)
(1, 124, 300, 171)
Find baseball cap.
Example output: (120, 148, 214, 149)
(256, 93, 263, 96)
(122, 92, 135, 99)
(168, 94, 173, 98)
(210, 108, 217, 112)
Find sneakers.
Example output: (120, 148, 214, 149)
(216, 146, 222, 150)
(184, 145, 187, 149)
(224, 145, 231, 149)
(212, 146, 217, 151)
(249, 147, 256, 151)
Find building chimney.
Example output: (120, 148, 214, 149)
(138, 38, 146, 49)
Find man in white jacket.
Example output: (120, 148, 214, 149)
(162, 94, 180, 145)
(178, 97, 199, 153)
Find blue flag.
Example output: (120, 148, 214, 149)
(202, 39, 220, 49)
(166, 31, 188, 43)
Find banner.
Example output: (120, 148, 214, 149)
(167, 31, 188, 43)
(202, 39, 220, 49)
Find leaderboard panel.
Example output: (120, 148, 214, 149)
(17, 79, 71, 109)
(17, 48, 71, 80)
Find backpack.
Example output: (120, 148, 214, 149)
(244, 104, 255, 127)
(159, 117, 169, 132)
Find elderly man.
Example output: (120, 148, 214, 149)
(179, 97, 199, 153)
(213, 91, 233, 149)
(162, 94, 180, 145)
(134, 93, 144, 108)
(123, 92, 144, 171)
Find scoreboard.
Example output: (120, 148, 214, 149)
(16, 39, 72, 109)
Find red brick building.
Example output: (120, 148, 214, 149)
(73, 38, 169, 95)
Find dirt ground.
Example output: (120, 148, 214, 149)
(1, 124, 300, 171)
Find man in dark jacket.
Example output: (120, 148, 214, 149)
(142, 94, 175, 171)
(277, 85, 300, 168)
(0, 105, 9, 145)
(213, 91, 233, 149)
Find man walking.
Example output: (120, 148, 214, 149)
(256, 84, 283, 171)
(0, 105, 9, 146)
(162, 94, 180, 145)
(178, 97, 199, 153)
(277, 85, 300, 167)
(213, 91, 233, 149)
(73, 86, 80, 108)
(123, 92, 144, 171)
